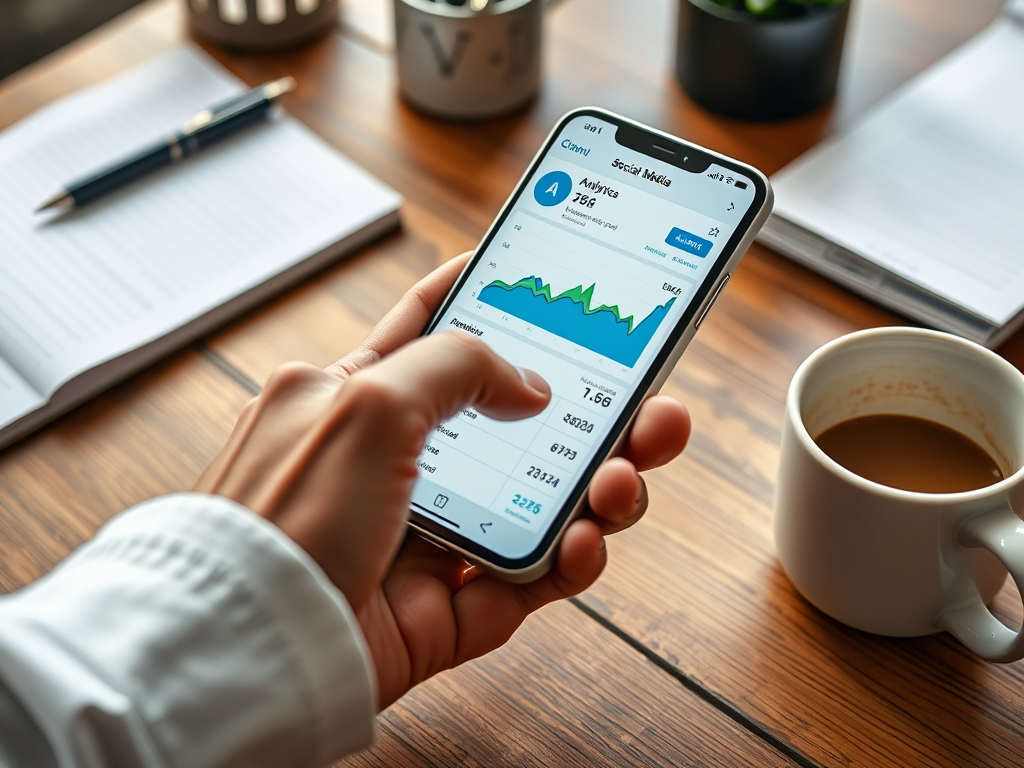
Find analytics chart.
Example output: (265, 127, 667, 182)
(469, 212, 693, 377)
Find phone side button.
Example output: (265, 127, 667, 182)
(695, 274, 730, 329)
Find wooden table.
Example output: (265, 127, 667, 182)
(1, 1, 1021, 765)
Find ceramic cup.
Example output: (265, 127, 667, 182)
(774, 327, 1024, 662)
(393, 0, 542, 120)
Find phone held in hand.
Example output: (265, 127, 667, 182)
(409, 107, 774, 582)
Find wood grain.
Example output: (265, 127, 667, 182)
(3, 1, 1024, 767)
(0, 350, 250, 592)
(341, 600, 802, 768)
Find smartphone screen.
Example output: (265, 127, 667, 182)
(410, 110, 767, 570)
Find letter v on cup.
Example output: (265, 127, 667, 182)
(393, 0, 542, 119)
(774, 328, 1024, 662)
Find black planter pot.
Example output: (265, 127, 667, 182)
(675, 0, 850, 120)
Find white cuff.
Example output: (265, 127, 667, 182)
(0, 493, 377, 768)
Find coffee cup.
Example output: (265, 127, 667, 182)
(774, 327, 1024, 662)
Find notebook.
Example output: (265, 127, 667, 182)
(757, 2, 1024, 348)
(0, 45, 401, 449)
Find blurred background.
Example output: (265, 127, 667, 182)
(0, 0, 147, 80)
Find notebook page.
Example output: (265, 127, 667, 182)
(770, 19, 1024, 326)
(0, 45, 400, 400)
(0, 357, 44, 427)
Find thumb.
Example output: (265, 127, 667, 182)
(350, 331, 550, 431)
(324, 253, 473, 382)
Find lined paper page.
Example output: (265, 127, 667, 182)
(769, 19, 1024, 325)
(0, 358, 43, 427)
(0, 45, 400, 404)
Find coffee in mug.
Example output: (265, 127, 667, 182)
(774, 328, 1024, 662)
(814, 414, 1004, 494)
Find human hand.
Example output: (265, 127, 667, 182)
(195, 253, 691, 708)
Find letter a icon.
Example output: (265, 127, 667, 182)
(534, 170, 572, 206)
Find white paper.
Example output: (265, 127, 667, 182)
(0, 45, 400, 416)
(770, 19, 1024, 326)
(0, 357, 43, 427)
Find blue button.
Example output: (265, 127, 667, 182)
(665, 228, 713, 257)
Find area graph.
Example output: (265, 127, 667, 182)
(478, 276, 675, 367)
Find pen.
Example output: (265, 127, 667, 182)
(35, 76, 297, 213)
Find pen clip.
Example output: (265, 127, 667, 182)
(181, 109, 214, 133)
(263, 76, 296, 99)
(178, 77, 296, 135)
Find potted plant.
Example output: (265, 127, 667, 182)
(675, 0, 851, 120)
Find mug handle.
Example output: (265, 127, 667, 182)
(936, 505, 1024, 663)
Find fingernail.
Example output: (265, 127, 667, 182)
(517, 367, 550, 397)
(635, 479, 646, 507)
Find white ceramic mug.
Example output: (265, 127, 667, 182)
(774, 327, 1024, 662)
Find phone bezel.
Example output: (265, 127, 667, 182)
(409, 107, 770, 573)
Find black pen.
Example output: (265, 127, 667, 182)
(35, 76, 297, 213)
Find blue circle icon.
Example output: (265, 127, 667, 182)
(534, 171, 572, 207)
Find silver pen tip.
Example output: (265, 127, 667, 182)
(263, 76, 297, 100)
(35, 190, 72, 213)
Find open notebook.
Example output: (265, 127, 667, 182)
(0, 46, 401, 449)
(758, 2, 1024, 348)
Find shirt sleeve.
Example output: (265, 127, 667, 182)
(0, 493, 377, 768)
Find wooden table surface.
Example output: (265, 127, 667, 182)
(1, 1, 1022, 766)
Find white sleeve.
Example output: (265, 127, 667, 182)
(0, 493, 377, 768)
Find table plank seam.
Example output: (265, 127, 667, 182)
(569, 597, 824, 768)
(196, 342, 262, 396)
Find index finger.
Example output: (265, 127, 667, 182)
(326, 253, 472, 380)
(350, 331, 551, 427)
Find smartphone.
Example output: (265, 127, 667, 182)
(408, 107, 773, 582)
